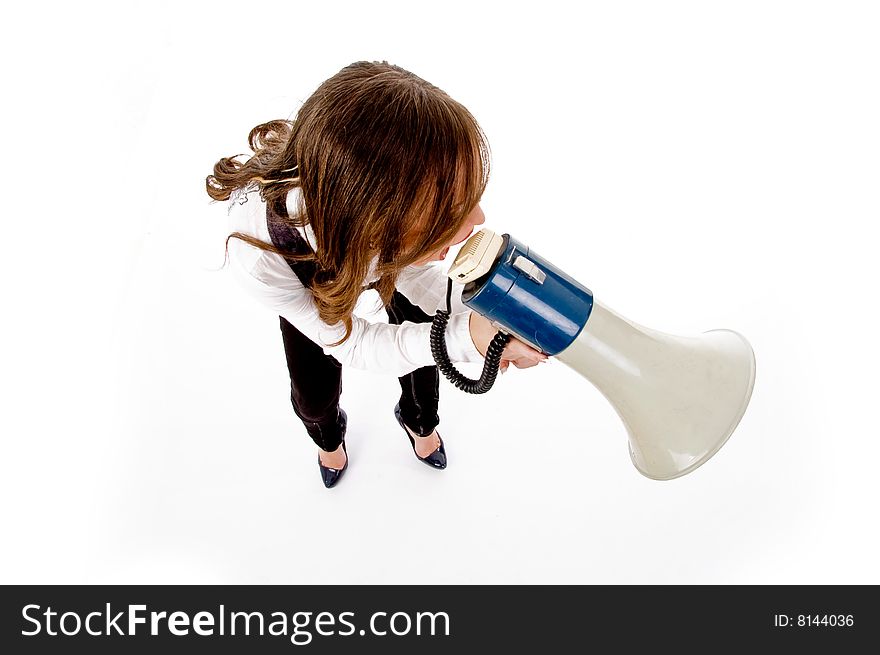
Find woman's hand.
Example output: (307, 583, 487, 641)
(469, 312, 548, 372)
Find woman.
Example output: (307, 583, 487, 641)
(206, 61, 546, 488)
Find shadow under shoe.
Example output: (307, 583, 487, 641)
(393, 403, 446, 469)
(318, 409, 348, 488)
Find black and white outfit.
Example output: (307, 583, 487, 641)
(225, 185, 483, 452)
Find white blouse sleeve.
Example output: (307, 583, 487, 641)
(393, 261, 472, 315)
(226, 239, 483, 377)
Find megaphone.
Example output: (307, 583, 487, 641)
(431, 229, 756, 480)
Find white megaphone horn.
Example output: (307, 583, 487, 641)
(434, 229, 756, 480)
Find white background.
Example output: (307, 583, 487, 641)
(2, 0, 878, 584)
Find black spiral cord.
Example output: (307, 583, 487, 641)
(430, 278, 511, 394)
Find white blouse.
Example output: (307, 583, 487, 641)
(225, 185, 484, 377)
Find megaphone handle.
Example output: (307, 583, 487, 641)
(430, 278, 511, 394)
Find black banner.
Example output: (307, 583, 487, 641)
(1, 585, 875, 653)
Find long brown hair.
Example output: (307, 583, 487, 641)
(206, 61, 490, 345)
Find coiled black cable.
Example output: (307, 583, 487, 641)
(430, 278, 511, 394)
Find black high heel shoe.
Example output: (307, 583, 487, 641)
(318, 409, 348, 488)
(393, 403, 447, 469)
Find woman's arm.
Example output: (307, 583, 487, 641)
(227, 242, 483, 377)
(396, 260, 548, 371)
(394, 261, 469, 315)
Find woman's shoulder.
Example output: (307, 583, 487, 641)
(226, 186, 313, 246)
(226, 183, 266, 234)
(225, 186, 319, 288)
(225, 185, 283, 274)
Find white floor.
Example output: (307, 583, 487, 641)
(2, 1, 878, 584)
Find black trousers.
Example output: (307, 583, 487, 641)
(279, 291, 440, 452)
